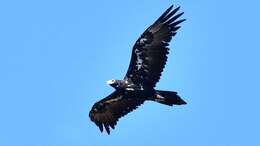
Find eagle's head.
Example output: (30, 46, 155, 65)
(106, 79, 121, 89)
(106, 79, 116, 85)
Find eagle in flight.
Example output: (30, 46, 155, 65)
(89, 5, 186, 134)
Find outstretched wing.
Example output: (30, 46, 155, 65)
(125, 5, 185, 88)
(89, 91, 145, 134)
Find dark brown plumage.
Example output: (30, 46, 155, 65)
(89, 5, 186, 134)
(125, 5, 185, 88)
(89, 91, 146, 134)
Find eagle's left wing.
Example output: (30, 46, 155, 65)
(124, 5, 185, 88)
(89, 91, 145, 134)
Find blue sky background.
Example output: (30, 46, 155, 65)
(1, 0, 260, 146)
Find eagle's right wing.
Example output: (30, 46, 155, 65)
(89, 91, 145, 134)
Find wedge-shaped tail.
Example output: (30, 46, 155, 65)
(154, 90, 186, 106)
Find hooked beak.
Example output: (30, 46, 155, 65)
(106, 80, 114, 85)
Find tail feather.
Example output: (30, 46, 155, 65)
(154, 90, 186, 106)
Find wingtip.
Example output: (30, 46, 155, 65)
(110, 123, 115, 129)
(168, 5, 174, 10)
(96, 123, 104, 132)
(180, 11, 185, 15)
(104, 124, 110, 134)
(173, 19, 186, 26)
(170, 5, 181, 14)
(165, 5, 174, 13)
(166, 12, 186, 25)
(175, 6, 181, 11)
(157, 5, 174, 21)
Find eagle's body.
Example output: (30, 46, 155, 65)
(89, 5, 186, 134)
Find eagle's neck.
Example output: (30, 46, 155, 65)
(108, 79, 142, 91)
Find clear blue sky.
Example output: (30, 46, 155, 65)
(0, 0, 259, 146)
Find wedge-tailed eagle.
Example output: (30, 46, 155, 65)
(89, 5, 186, 134)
